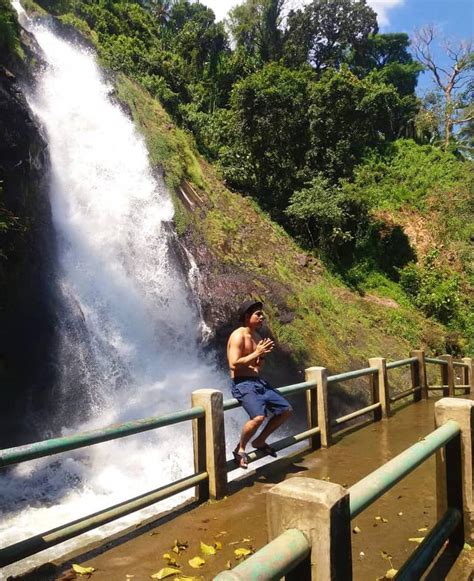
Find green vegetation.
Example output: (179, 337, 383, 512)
(0, 0, 23, 58)
(7, 0, 473, 358)
(345, 139, 470, 211)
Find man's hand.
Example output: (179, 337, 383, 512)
(256, 338, 274, 357)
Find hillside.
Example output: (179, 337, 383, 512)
(0, 0, 472, 413)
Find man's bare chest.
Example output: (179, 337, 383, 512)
(242, 332, 260, 355)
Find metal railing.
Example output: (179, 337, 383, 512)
(1, 350, 471, 571)
(0, 406, 206, 567)
(216, 404, 471, 580)
(425, 354, 471, 395)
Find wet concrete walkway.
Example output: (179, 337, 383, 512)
(18, 396, 474, 581)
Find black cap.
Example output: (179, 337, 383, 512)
(238, 299, 263, 323)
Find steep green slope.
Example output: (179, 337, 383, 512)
(115, 76, 447, 377)
(7, 1, 471, 381)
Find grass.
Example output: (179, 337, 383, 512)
(111, 74, 453, 371)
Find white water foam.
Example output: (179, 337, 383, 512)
(0, 7, 243, 577)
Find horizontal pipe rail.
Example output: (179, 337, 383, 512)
(349, 420, 460, 518)
(214, 529, 310, 580)
(277, 380, 317, 396)
(427, 386, 447, 390)
(225, 426, 321, 472)
(0, 407, 205, 469)
(386, 357, 417, 370)
(328, 367, 377, 383)
(426, 357, 448, 365)
(396, 508, 462, 580)
(452, 361, 469, 368)
(389, 387, 418, 403)
(332, 402, 381, 427)
(0, 471, 208, 567)
(223, 397, 240, 411)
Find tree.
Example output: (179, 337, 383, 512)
(412, 25, 474, 150)
(305, 67, 417, 179)
(349, 33, 423, 96)
(227, 0, 286, 63)
(285, 174, 356, 256)
(284, 0, 378, 72)
(224, 63, 312, 214)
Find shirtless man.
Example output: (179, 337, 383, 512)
(227, 300, 292, 468)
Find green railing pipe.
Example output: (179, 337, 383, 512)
(349, 420, 460, 518)
(328, 367, 377, 383)
(223, 397, 240, 411)
(426, 357, 448, 365)
(452, 361, 469, 368)
(386, 357, 417, 370)
(395, 508, 462, 580)
(390, 387, 417, 403)
(276, 379, 316, 396)
(214, 529, 310, 580)
(0, 407, 205, 468)
(225, 426, 321, 472)
(0, 471, 208, 567)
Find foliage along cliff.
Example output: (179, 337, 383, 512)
(0, 0, 63, 445)
(1, 1, 472, 402)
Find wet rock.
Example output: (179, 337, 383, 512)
(0, 47, 58, 446)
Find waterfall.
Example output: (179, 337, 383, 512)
(1, 6, 232, 576)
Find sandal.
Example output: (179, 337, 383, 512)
(233, 447, 249, 469)
(254, 444, 277, 457)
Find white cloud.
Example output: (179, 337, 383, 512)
(201, 0, 239, 22)
(366, 0, 405, 27)
(201, 0, 405, 27)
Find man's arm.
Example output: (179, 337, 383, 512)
(228, 331, 274, 371)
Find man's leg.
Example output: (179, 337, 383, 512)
(252, 408, 292, 448)
(238, 415, 265, 453)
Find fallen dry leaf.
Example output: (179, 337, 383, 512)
(353, 526, 361, 534)
(150, 568, 180, 580)
(72, 564, 95, 576)
(234, 547, 253, 559)
(200, 541, 216, 556)
(188, 556, 205, 569)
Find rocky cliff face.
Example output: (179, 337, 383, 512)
(0, 37, 58, 447)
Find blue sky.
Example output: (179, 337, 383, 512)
(380, 0, 473, 94)
(202, 0, 473, 96)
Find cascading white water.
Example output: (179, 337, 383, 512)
(1, 5, 238, 576)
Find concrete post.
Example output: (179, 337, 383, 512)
(368, 358, 390, 418)
(435, 398, 474, 543)
(306, 367, 331, 447)
(305, 367, 321, 450)
(462, 358, 473, 395)
(191, 389, 227, 500)
(410, 349, 427, 401)
(267, 477, 352, 580)
(440, 354, 455, 397)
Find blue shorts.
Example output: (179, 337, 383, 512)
(231, 377, 292, 419)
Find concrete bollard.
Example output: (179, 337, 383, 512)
(191, 389, 227, 501)
(368, 358, 390, 418)
(306, 367, 331, 448)
(267, 477, 352, 580)
(440, 354, 455, 397)
(462, 358, 473, 395)
(410, 349, 428, 401)
(435, 398, 474, 543)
